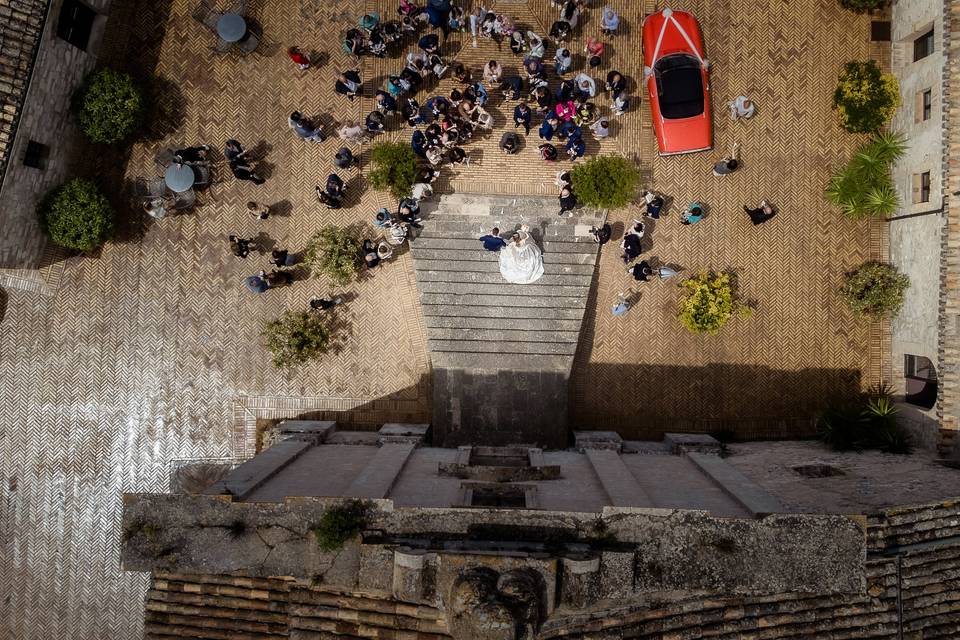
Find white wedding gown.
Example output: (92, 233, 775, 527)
(499, 239, 545, 284)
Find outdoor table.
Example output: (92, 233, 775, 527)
(164, 163, 196, 193)
(217, 13, 247, 43)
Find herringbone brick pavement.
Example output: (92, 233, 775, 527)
(0, 0, 884, 638)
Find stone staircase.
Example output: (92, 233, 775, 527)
(411, 193, 604, 448)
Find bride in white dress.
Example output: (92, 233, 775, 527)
(499, 225, 544, 284)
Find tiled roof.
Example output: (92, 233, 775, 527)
(0, 0, 49, 183)
(142, 500, 960, 640)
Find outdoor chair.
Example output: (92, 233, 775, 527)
(212, 38, 233, 54)
(133, 176, 169, 199)
(192, 165, 211, 188)
(238, 28, 261, 54)
(172, 189, 197, 211)
(227, 0, 247, 14)
(192, 2, 223, 32)
(153, 147, 175, 169)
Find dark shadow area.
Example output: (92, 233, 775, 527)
(141, 76, 187, 142)
(0, 286, 7, 323)
(269, 199, 293, 217)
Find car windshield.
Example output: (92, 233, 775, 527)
(655, 54, 704, 119)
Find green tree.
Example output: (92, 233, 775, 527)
(840, 261, 910, 319)
(312, 500, 370, 551)
(826, 132, 906, 219)
(832, 60, 900, 134)
(570, 155, 639, 209)
(368, 142, 419, 199)
(677, 271, 751, 335)
(303, 226, 361, 285)
(262, 311, 331, 369)
(72, 69, 145, 144)
(38, 178, 114, 251)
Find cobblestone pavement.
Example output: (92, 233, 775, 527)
(0, 0, 885, 638)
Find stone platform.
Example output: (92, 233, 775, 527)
(412, 194, 604, 448)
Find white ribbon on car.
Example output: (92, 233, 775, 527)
(646, 7, 709, 79)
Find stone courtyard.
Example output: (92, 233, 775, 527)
(0, 0, 890, 638)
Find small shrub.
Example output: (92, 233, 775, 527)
(677, 271, 749, 335)
(312, 500, 370, 552)
(72, 69, 145, 144)
(570, 155, 639, 209)
(38, 178, 114, 251)
(818, 385, 912, 454)
(832, 61, 900, 134)
(838, 0, 888, 13)
(826, 132, 906, 219)
(262, 311, 331, 369)
(369, 142, 419, 199)
(303, 226, 361, 285)
(840, 262, 910, 319)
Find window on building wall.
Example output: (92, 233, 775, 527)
(56, 0, 97, 51)
(904, 355, 937, 409)
(913, 28, 935, 62)
(922, 89, 932, 121)
(23, 141, 49, 170)
(913, 172, 932, 204)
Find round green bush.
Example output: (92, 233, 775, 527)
(570, 155, 639, 209)
(73, 69, 145, 144)
(38, 178, 114, 251)
(303, 226, 362, 285)
(677, 271, 752, 335)
(262, 311, 331, 369)
(368, 142, 418, 199)
(838, 0, 888, 13)
(832, 61, 900, 134)
(840, 261, 909, 318)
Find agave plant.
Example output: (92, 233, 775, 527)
(864, 183, 900, 217)
(865, 395, 897, 418)
(826, 132, 906, 219)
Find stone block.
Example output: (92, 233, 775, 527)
(664, 432, 722, 454)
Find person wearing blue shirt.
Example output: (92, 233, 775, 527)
(411, 130, 428, 158)
(558, 119, 580, 141)
(513, 102, 532, 135)
(565, 135, 586, 160)
(539, 115, 560, 141)
(479, 227, 507, 252)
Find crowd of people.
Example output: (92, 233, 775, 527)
(212, 0, 776, 318)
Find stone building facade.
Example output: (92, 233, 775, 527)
(0, 0, 112, 275)
(888, 0, 959, 453)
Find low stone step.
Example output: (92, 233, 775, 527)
(412, 237, 598, 253)
(419, 292, 587, 309)
(425, 315, 583, 332)
(421, 304, 586, 320)
(416, 270, 589, 286)
(410, 248, 596, 265)
(417, 228, 601, 241)
(432, 351, 573, 372)
(413, 259, 597, 276)
(426, 327, 581, 343)
(429, 339, 579, 355)
(417, 281, 589, 297)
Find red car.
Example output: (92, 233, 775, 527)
(642, 8, 712, 155)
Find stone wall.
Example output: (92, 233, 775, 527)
(888, 0, 944, 444)
(0, 0, 112, 272)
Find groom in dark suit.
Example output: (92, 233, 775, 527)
(479, 228, 507, 252)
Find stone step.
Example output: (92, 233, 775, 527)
(426, 327, 581, 343)
(417, 228, 601, 241)
(419, 292, 587, 309)
(421, 216, 603, 234)
(410, 248, 596, 265)
(429, 339, 579, 355)
(432, 351, 573, 372)
(416, 270, 590, 286)
(424, 315, 583, 332)
(417, 281, 589, 297)
(421, 304, 586, 320)
(412, 236, 598, 253)
(413, 259, 597, 275)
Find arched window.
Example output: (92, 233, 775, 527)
(905, 355, 937, 409)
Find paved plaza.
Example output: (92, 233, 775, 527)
(0, 0, 888, 637)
